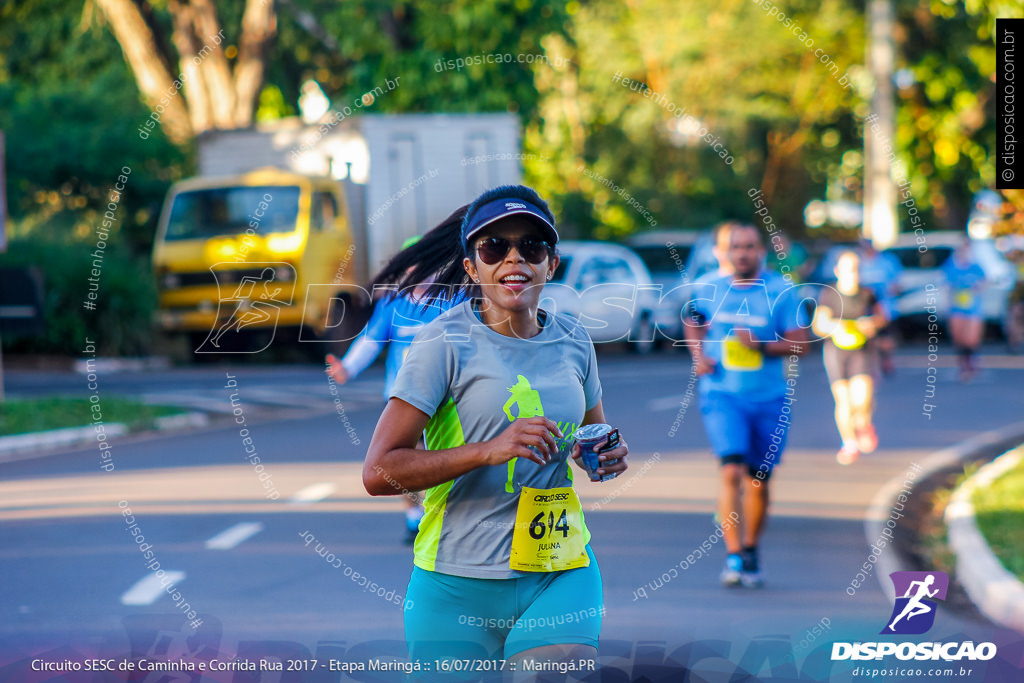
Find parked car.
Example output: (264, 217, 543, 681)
(626, 230, 714, 343)
(543, 241, 668, 352)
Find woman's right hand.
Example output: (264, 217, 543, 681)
(481, 417, 563, 467)
(325, 353, 349, 384)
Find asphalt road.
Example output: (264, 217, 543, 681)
(2, 346, 1023, 682)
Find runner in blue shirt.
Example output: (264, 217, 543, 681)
(327, 274, 454, 400)
(685, 223, 809, 587)
(327, 225, 467, 543)
(941, 239, 988, 382)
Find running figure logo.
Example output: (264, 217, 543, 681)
(502, 375, 545, 493)
(503, 374, 545, 420)
(881, 571, 949, 635)
(197, 264, 294, 353)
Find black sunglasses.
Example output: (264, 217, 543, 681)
(475, 236, 552, 265)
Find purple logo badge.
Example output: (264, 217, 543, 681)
(881, 571, 949, 635)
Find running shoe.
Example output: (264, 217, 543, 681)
(740, 548, 764, 588)
(720, 553, 743, 587)
(857, 425, 878, 454)
(836, 443, 860, 465)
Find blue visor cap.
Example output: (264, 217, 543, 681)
(461, 198, 559, 250)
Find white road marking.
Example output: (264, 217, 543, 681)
(204, 522, 264, 550)
(647, 395, 693, 411)
(290, 482, 336, 504)
(121, 571, 186, 606)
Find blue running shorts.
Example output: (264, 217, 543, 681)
(700, 391, 790, 478)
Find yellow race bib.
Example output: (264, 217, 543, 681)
(833, 320, 867, 350)
(510, 487, 589, 572)
(722, 336, 763, 371)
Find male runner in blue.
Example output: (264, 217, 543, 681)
(685, 223, 809, 587)
(942, 239, 988, 381)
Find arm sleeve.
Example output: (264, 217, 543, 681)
(340, 336, 384, 377)
(362, 296, 395, 342)
(338, 299, 392, 377)
(389, 324, 453, 419)
(579, 326, 603, 411)
(685, 279, 715, 325)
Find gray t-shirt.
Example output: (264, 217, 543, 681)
(389, 300, 602, 578)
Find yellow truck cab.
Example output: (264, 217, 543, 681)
(152, 167, 361, 351)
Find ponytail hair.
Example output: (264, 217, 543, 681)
(369, 204, 477, 304)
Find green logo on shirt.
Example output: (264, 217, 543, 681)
(503, 374, 545, 420)
(503, 374, 545, 493)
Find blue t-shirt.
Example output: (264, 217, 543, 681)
(358, 292, 461, 395)
(941, 256, 986, 316)
(688, 271, 808, 402)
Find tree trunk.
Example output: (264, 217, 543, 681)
(167, 0, 213, 135)
(95, 0, 194, 143)
(234, 0, 278, 126)
(97, 0, 277, 142)
(188, 0, 237, 128)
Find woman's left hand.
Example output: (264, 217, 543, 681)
(571, 435, 629, 482)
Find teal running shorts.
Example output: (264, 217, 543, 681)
(404, 545, 603, 664)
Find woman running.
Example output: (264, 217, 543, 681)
(813, 250, 888, 465)
(942, 239, 988, 382)
(327, 219, 468, 543)
(363, 185, 629, 672)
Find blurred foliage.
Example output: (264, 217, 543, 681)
(896, 0, 1020, 230)
(0, 234, 158, 356)
(266, 0, 571, 120)
(0, 1, 189, 256)
(993, 190, 1024, 239)
(532, 0, 864, 238)
(0, 0, 1017, 353)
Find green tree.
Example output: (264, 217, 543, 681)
(529, 0, 863, 239)
(889, 0, 1024, 230)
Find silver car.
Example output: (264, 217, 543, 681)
(542, 241, 671, 352)
(626, 230, 715, 343)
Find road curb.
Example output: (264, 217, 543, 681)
(946, 445, 1024, 633)
(866, 420, 1024, 604)
(0, 411, 209, 462)
(0, 423, 129, 460)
